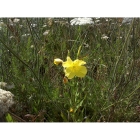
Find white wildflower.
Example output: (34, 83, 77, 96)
(95, 17, 100, 19)
(13, 18, 20, 23)
(70, 18, 94, 25)
(122, 18, 133, 24)
(22, 34, 30, 37)
(31, 24, 37, 27)
(9, 36, 15, 39)
(83, 43, 90, 48)
(95, 20, 100, 23)
(8, 19, 14, 26)
(30, 45, 34, 48)
(101, 34, 109, 40)
(117, 36, 122, 39)
(43, 30, 49, 36)
(19, 25, 23, 28)
(42, 24, 47, 28)
(0, 22, 6, 30)
(0, 89, 14, 117)
(0, 82, 7, 88)
(0, 21, 5, 27)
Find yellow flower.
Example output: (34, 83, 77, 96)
(70, 107, 74, 113)
(62, 56, 87, 79)
(54, 58, 63, 65)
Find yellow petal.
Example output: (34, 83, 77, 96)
(75, 66, 87, 77)
(64, 67, 75, 79)
(66, 72, 75, 79)
(62, 56, 73, 67)
(74, 59, 86, 66)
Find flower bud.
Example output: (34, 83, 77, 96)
(54, 58, 63, 65)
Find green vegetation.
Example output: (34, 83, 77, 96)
(0, 18, 140, 122)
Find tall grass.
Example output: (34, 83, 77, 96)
(0, 18, 140, 122)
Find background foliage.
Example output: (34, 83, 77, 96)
(0, 18, 140, 122)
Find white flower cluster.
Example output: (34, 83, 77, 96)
(70, 18, 94, 25)
(122, 18, 133, 24)
(43, 30, 50, 36)
(101, 34, 109, 40)
(13, 18, 20, 23)
(0, 88, 14, 117)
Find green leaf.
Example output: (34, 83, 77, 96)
(5, 113, 14, 122)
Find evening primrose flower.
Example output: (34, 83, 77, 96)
(54, 58, 63, 65)
(62, 56, 87, 79)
